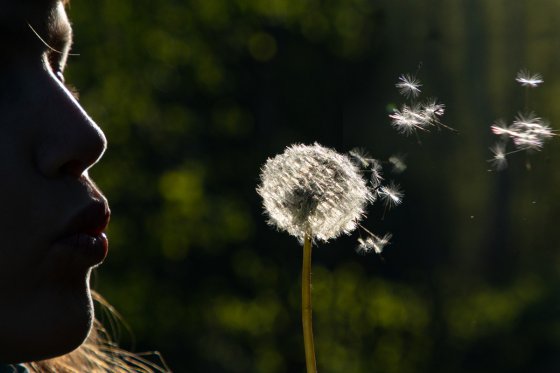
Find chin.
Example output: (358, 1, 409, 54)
(39, 275, 96, 360)
(0, 274, 96, 363)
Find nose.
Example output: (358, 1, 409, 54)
(36, 76, 107, 178)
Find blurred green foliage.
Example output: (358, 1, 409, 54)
(67, 0, 560, 371)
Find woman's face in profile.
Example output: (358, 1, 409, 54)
(0, 0, 109, 363)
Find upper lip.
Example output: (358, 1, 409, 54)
(58, 199, 111, 239)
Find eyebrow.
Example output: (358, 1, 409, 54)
(27, 22, 71, 56)
(47, 15, 73, 58)
(29, 6, 74, 71)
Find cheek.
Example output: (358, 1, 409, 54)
(0, 110, 59, 290)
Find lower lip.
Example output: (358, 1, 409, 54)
(53, 233, 108, 267)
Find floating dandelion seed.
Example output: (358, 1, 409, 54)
(516, 69, 543, 88)
(489, 70, 555, 170)
(388, 154, 407, 174)
(378, 182, 404, 209)
(369, 159, 384, 189)
(356, 233, 392, 255)
(423, 99, 446, 119)
(396, 74, 422, 98)
(489, 143, 508, 171)
(257, 143, 373, 242)
(390, 72, 450, 135)
(389, 105, 428, 135)
(348, 148, 375, 168)
(490, 119, 511, 138)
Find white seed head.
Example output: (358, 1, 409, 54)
(257, 143, 373, 242)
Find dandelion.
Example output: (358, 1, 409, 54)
(258, 143, 404, 372)
(258, 143, 372, 243)
(515, 69, 543, 88)
(396, 74, 422, 98)
(257, 143, 374, 373)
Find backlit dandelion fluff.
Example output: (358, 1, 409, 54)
(378, 182, 404, 209)
(489, 143, 508, 171)
(396, 74, 422, 98)
(516, 69, 543, 88)
(257, 142, 380, 373)
(357, 233, 392, 255)
(390, 72, 450, 135)
(257, 143, 372, 242)
(488, 70, 555, 170)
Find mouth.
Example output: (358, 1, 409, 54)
(53, 200, 111, 268)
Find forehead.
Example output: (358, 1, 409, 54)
(0, 1, 71, 53)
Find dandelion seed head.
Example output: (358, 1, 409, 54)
(257, 143, 373, 242)
(515, 69, 543, 88)
(396, 74, 422, 98)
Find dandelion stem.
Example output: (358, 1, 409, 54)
(302, 230, 317, 373)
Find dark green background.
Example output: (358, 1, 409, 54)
(66, 1, 560, 372)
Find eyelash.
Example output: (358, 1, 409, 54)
(64, 81, 80, 100)
(54, 69, 80, 100)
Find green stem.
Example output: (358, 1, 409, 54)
(302, 231, 317, 373)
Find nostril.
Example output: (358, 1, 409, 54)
(60, 160, 86, 178)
